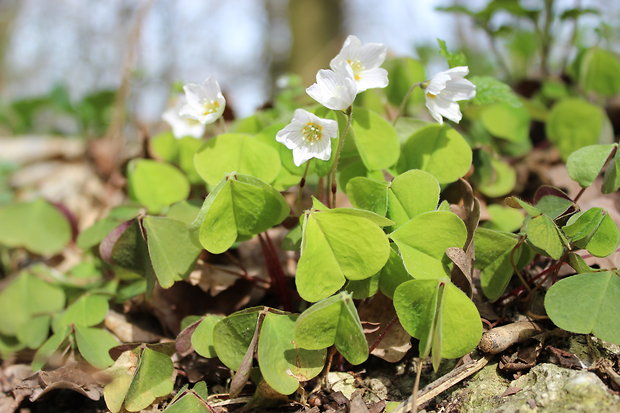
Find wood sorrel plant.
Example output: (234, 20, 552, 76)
(0, 30, 619, 412)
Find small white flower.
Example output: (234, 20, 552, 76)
(306, 65, 357, 111)
(162, 96, 205, 139)
(276, 109, 338, 166)
(424, 66, 476, 124)
(330, 35, 388, 92)
(179, 76, 226, 125)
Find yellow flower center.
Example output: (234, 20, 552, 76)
(202, 100, 221, 116)
(347, 59, 364, 81)
(302, 123, 323, 144)
(426, 92, 437, 99)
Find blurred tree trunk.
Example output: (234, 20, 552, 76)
(0, 0, 19, 92)
(288, 0, 343, 86)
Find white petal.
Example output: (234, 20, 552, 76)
(357, 43, 387, 69)
(442, 78, 476, 101)
(426, 71, 451, 96)
(201, 76, 222, 99)
(444, 66, 470, 78)
(356, 67, 389, 92)
(434, 96, 463, 123)
(425, 97, 444, 124)
(183, 83, 204, 106)
(306, 68, 356, 110)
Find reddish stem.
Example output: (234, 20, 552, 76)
(258, 232, 293, 311)
(368, 315, 398, 353)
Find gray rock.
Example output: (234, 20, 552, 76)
(459, 363, 620, 413)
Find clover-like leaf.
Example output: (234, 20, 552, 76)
(127, 159, 190, 214)
(602, 148, 620, 194)
(295, 292, 368, 365)
(546, 98, 609, 160)
(526, 215, 565, 260)
(398, 125, 472, 184)
(350, 108, 400, 171)
(567, 143, 617, 187)
(394, 279, 482, 364)
(104, 347, 175, 413)
(474, 228, 519, 301)
(296, 205, 391, 302)
(74, 326, 118, 369)
(545, 271, 620, 345)
(142, 216, 201, 288)
(378, 246, 413, 299)
(387, 169, 440, 228)
(194, 174, 289, 254)
(0, 272, 65, 336)
(191, 315, 224, 358)
(565, 209, 620, 257)
(258, 312, 326, 395)
(0, 199, 71, 255)
(346, 177, 388, 216)
(57, 294, 109, 328)
(193, 133, 281, 187)
(212, 308, 261, 371)
(390, 211, 467, 280)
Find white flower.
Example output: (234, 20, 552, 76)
(424, 66, 476, 124)
(276, 109, 338, 166)
(162, 96, 205, 139)
(330, 35, 388, 92)
(179, 76, 226, 125)
(306, 65, 357, 111)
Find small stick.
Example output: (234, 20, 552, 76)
(391, 355, 492, 413)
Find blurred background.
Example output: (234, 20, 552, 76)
(1, 0, 618, 135)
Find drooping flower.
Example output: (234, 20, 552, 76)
(424, 66, 476, 124)
(179, 76, 226, 125)
(330, 35, 388, 92)
(162, 96, 205, 139)
(306, 65, 357, 111)
(276, 109, 339, 166)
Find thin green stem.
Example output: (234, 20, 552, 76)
(328, 106, 353, 207)
(409, 358, 424, 412)
(393, 82, 422, 126)
(511, 236, 532, 292)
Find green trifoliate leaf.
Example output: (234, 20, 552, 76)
(296, 206, 391, 302)
(0, 199, 71, 255)
(191, 315, 224, 358)
(478, 158, 516, 198)
(567, 144, 617, 188)
(57, 294, 109, 328)
(378, 246, 414, 299)
(602, 149, 620, 194)
(350, 108, 400, 171)
(394, 280, 482, 361)
(483, 204, 524, 232)
(390, 211, 467, 280)
(346, 177, 389, 216)
(387, 169, 440, 228)
(505, 197, 542, 216)
(346, 273, 380, 300)
(474, 228, 519, 301)
(546, 98, 609, 161)
(258, 312, 326, 395)
(526, 215, 564, 260)
(480, 103, 530, 143)
(545, 271, 620, 345)
(579, 48, 620, 97)
(0, 272, 65, 336)
(194, 174, 289, 254)
(77, 205, 141, 250)
(104, 347, 175, 413)
(295, 292, 368, 365)
(398, 125, 472, 184)
(565, 210, 620, 257)
(142, 216, 201, 288)
(127, 159, 190, 214)
(17, 315, 51, 349)
(193, 133, 281, 187)
(212, 308, 261, 371)
(74, 326, 118, 369)
(166, 200, 201, 225)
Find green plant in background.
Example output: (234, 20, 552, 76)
(0, 3, 619, 410)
